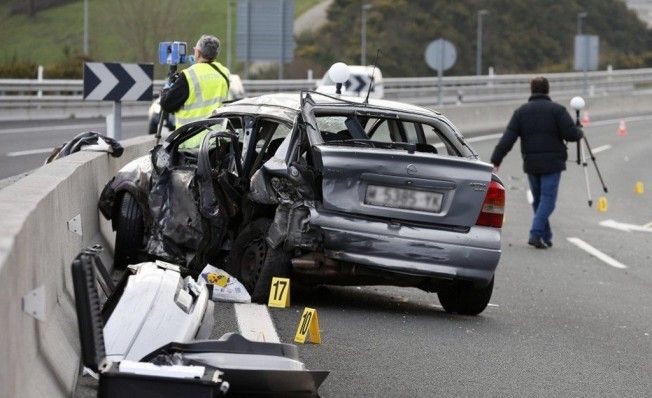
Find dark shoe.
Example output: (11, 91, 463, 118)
(528, 237, 547, 249)
(544, 240, 553, 248)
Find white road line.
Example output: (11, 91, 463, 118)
(600, 219, 652, 233)
(465, 133, 503, 143)
(233, 303, 281, 343)
(587, 114, 652, 127)
(6, 148, 53, 157)
(567, 237, 628, 269)
(0, 120, 143, 135)
(526, 189, 534, 205)
(592, 144, 612, 154)
(460, 115, 652, 144)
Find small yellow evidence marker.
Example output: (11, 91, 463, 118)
(294, 307, 321, 344)
(267, 277, 290, 308)
(635, 181, 644, 194)
(597, 196, 608, 212)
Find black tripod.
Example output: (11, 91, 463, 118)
(575, 110, 608, 207)
(155, 64, 178, 144)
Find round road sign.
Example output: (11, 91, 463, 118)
(425, 39, 457, 72)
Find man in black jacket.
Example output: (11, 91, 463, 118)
(490, 77, 583, 249)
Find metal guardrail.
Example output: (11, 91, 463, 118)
(2, 68, 652, 105)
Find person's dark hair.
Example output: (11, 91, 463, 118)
(530, 76, 549, 95)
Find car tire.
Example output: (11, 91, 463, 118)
(437, 277, 494, 316)
(229, 218, 291, 303)
(114, 192, 145, 270)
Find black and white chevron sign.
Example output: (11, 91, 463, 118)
(83, 62, 153, 101)
(344, 74, 373, 94)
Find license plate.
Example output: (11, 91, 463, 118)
(365, 185, 443, 213)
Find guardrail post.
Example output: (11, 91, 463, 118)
(107, 101, 122, 140)
(37, 66, 43, 98)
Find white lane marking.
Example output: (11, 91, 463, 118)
(465, 133, 503, 143)
(526, 189, 534, 205)
(0, 120, 143, 135)
(233, 303, 280, 343)
(6, 147, 53, 157)
(600, 219, 652, 233)
(587, 114, 652, 127)
(592, 144, 612, 154)
(460, 115, 652, 144)
(487, 303, 500, 308)
(567, 237, 628, 269)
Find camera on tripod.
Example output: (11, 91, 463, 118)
(158, 41, 193, 65)
(570, 96, 608, 207)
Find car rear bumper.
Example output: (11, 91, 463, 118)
(308, 208, 501, 284)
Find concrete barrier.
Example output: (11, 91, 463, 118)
(436, 91, 652, 136)
(0, 99, 150, 122)
(0, 136, 155, 397)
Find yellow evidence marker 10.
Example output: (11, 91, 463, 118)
(597, 196, 608, 212)
(267, 277, 291, 308)
(294, 307, 321, 344)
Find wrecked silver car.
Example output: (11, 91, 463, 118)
(99, 92, 505, 315)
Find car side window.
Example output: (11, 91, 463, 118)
(366, 118, 391, 142)
(177, 117, 241, 151)
(403, 122, 420, 144)
(422, 123, 460, 156)
(249, 120, 292, 175)
(367, 118, 403, 143)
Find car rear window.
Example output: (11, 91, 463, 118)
(314, 113, 466, 157)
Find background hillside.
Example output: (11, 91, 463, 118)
(0, 0, 320, 78)
(291, 0, 652, 78)
(1, 0, 652, 78)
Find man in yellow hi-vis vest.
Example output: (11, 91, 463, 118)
(161, 34, 230, 146)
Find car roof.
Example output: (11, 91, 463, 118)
(222, 92, 441, 119)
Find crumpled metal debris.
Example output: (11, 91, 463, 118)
(45, 131, 124, 164)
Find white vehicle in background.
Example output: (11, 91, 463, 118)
(316, 65, 384, 98)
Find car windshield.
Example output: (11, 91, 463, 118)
(177, 118, 243, 153)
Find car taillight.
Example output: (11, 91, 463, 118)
(476, 180, 505, 228)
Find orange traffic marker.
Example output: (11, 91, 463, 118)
(581, 111, 590, 126)
(617, 120, 627, 137)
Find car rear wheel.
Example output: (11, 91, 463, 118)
(437, 277, 494, 316)
(114, 192, 145, 270)
(229, 218, 291, 303)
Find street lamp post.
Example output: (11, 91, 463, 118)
(227, 0, 232, 71)
(83, 0, 88, 55)
(577, 12, 588, 95)
(361, 4, 372, 66)
(476, 9, 488, 76)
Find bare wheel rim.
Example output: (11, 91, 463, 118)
(240, 238, 266, 291)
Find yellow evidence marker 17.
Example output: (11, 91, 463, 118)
(294, 307, 321, 344)
(267, 277, 290, 308)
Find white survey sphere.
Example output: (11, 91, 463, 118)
(328, 62, 350, 84)
(570, 96, 586, 111)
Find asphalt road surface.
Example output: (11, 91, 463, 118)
(207, 115, 650, 397)
(17, 114, 651, 397)
(0, 117, 152, 180)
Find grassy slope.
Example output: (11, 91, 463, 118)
(0, 0, 321, 67)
